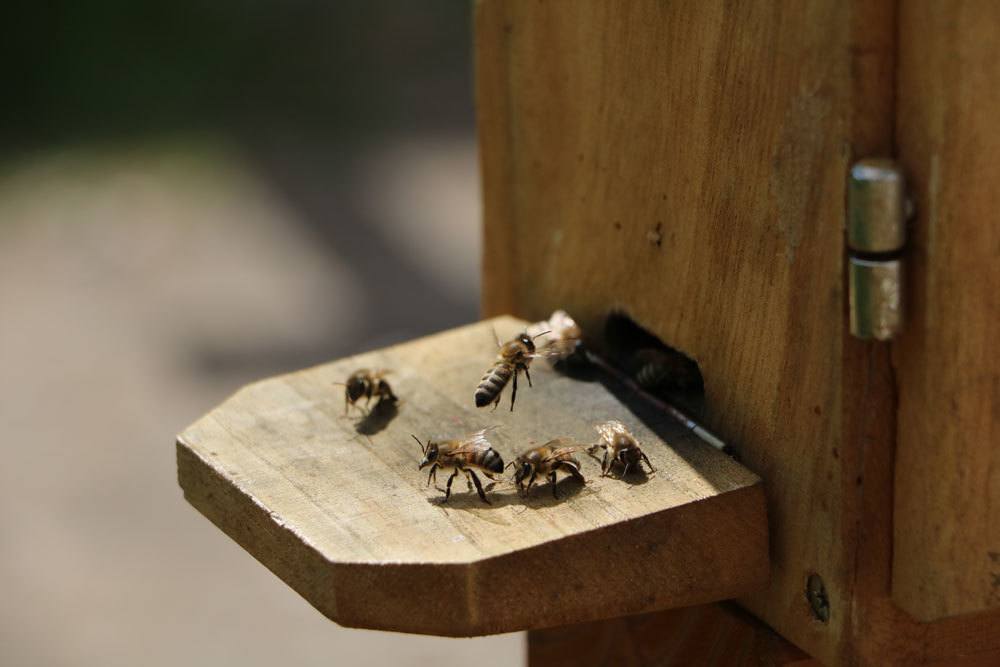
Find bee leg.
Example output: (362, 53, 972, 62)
(467, 469, 490, 504)
(444, 469, 459, 502)
(426, 464, 438, 487)
(601, 450, 610, 477)
(549, 471, 559, 499)
(641, 452, 656, 474)
(509, 370, 518, 412)
(523, 365, 532, 388)
(526, 471, 537, 496)
(563, 463, 586, 485)
(620, 462, 631, 478)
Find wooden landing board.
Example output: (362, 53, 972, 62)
(177, 316, 767, 636)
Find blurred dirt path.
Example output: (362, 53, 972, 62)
(0, 140, 520, 667)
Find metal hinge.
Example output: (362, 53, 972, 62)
(847, 159, 912, 341)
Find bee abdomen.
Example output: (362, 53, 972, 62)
(481, 448, 504, 474)
(474, 363, 512, 407)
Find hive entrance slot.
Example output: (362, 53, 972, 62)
(602, 312, 704, 411)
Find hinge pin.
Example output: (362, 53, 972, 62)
(847, 159, 911, 340)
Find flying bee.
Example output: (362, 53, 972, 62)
(527, 310, 584, 367)
(335, 369, 397, 415)
(474, 330, 550, 411)
(414, 428, 505, 504)
(589, 420, 655, 478)
(507, 438, 586, 499)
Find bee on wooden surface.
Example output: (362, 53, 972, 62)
(588, 420, 655, 478)
(527, 310, 584, 367)
(414, 428, 505, 504)
(474, 331, 549, 412)
(507, 438, 586, 499)
(335, 369, 397, 415)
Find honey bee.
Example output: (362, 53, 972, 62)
(589, 420, 655, 478)
(474, 331, 549, 411)
(336, 369, 397, 415)
(627, 347, 704, 395)
(527, 310, 583, 366)
(507, 438, 586, 498)
(414, 428, 505, 504)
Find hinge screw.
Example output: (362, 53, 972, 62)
(806, 573, 831, 623)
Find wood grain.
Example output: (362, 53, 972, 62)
(177, 317, 768, 636)
(528, 603, 818, 667)
(477, 1, 1000, 662)
(477, 2, 860, 663)
(892, 0, 1000, 622)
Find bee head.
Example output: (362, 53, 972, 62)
(346, 375, 367, 402)
(413, 435, 439, 469)
(508, 460, 532, 485)
(518, 332, 536, 352)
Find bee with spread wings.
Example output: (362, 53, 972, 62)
(414, 428, 505, 504)
(589, 420, 655, 478)
(474, 330, 555, 412)
(507, 438, 586, 499)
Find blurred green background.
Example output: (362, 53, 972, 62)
(0, 3, 518, 665)
(4, 2, 473, 146)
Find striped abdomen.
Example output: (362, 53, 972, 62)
(478, 447, 505, 474)
(475, 362, 512, 407)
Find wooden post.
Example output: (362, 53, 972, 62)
(476, 1, 1000, 663)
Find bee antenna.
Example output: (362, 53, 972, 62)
(532, 330, 552, 340)
(504, 461, 515, 471)
(411, 434, 426, 453)
(332, 382, 346, 386)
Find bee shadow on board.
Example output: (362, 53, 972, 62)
(354, 400, 400, 436)
(426, 476, 590, 511)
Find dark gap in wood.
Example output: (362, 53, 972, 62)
(603, 311, 705, 416)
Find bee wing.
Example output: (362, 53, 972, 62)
(540, 436, 576, 449)
(488, 326, 503, 349)
(544, 446, 586, 462)
(526, 317, 553, 341)
(595, 419, 630, 442)
(449, 427, 499, 453)
(548, 310, 580, 337)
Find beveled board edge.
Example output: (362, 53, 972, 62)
(178, 436, 768, 636)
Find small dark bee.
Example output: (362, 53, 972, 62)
(336, 369, 397, 415)
(475, 331, 549, 411)
(414, 428, 505, 504)
(589, 420, 655, 478)
(507, 438, 586, 498)
(627, 347, 704, 395)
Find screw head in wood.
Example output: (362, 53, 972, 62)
(806, 573, 830, 623)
